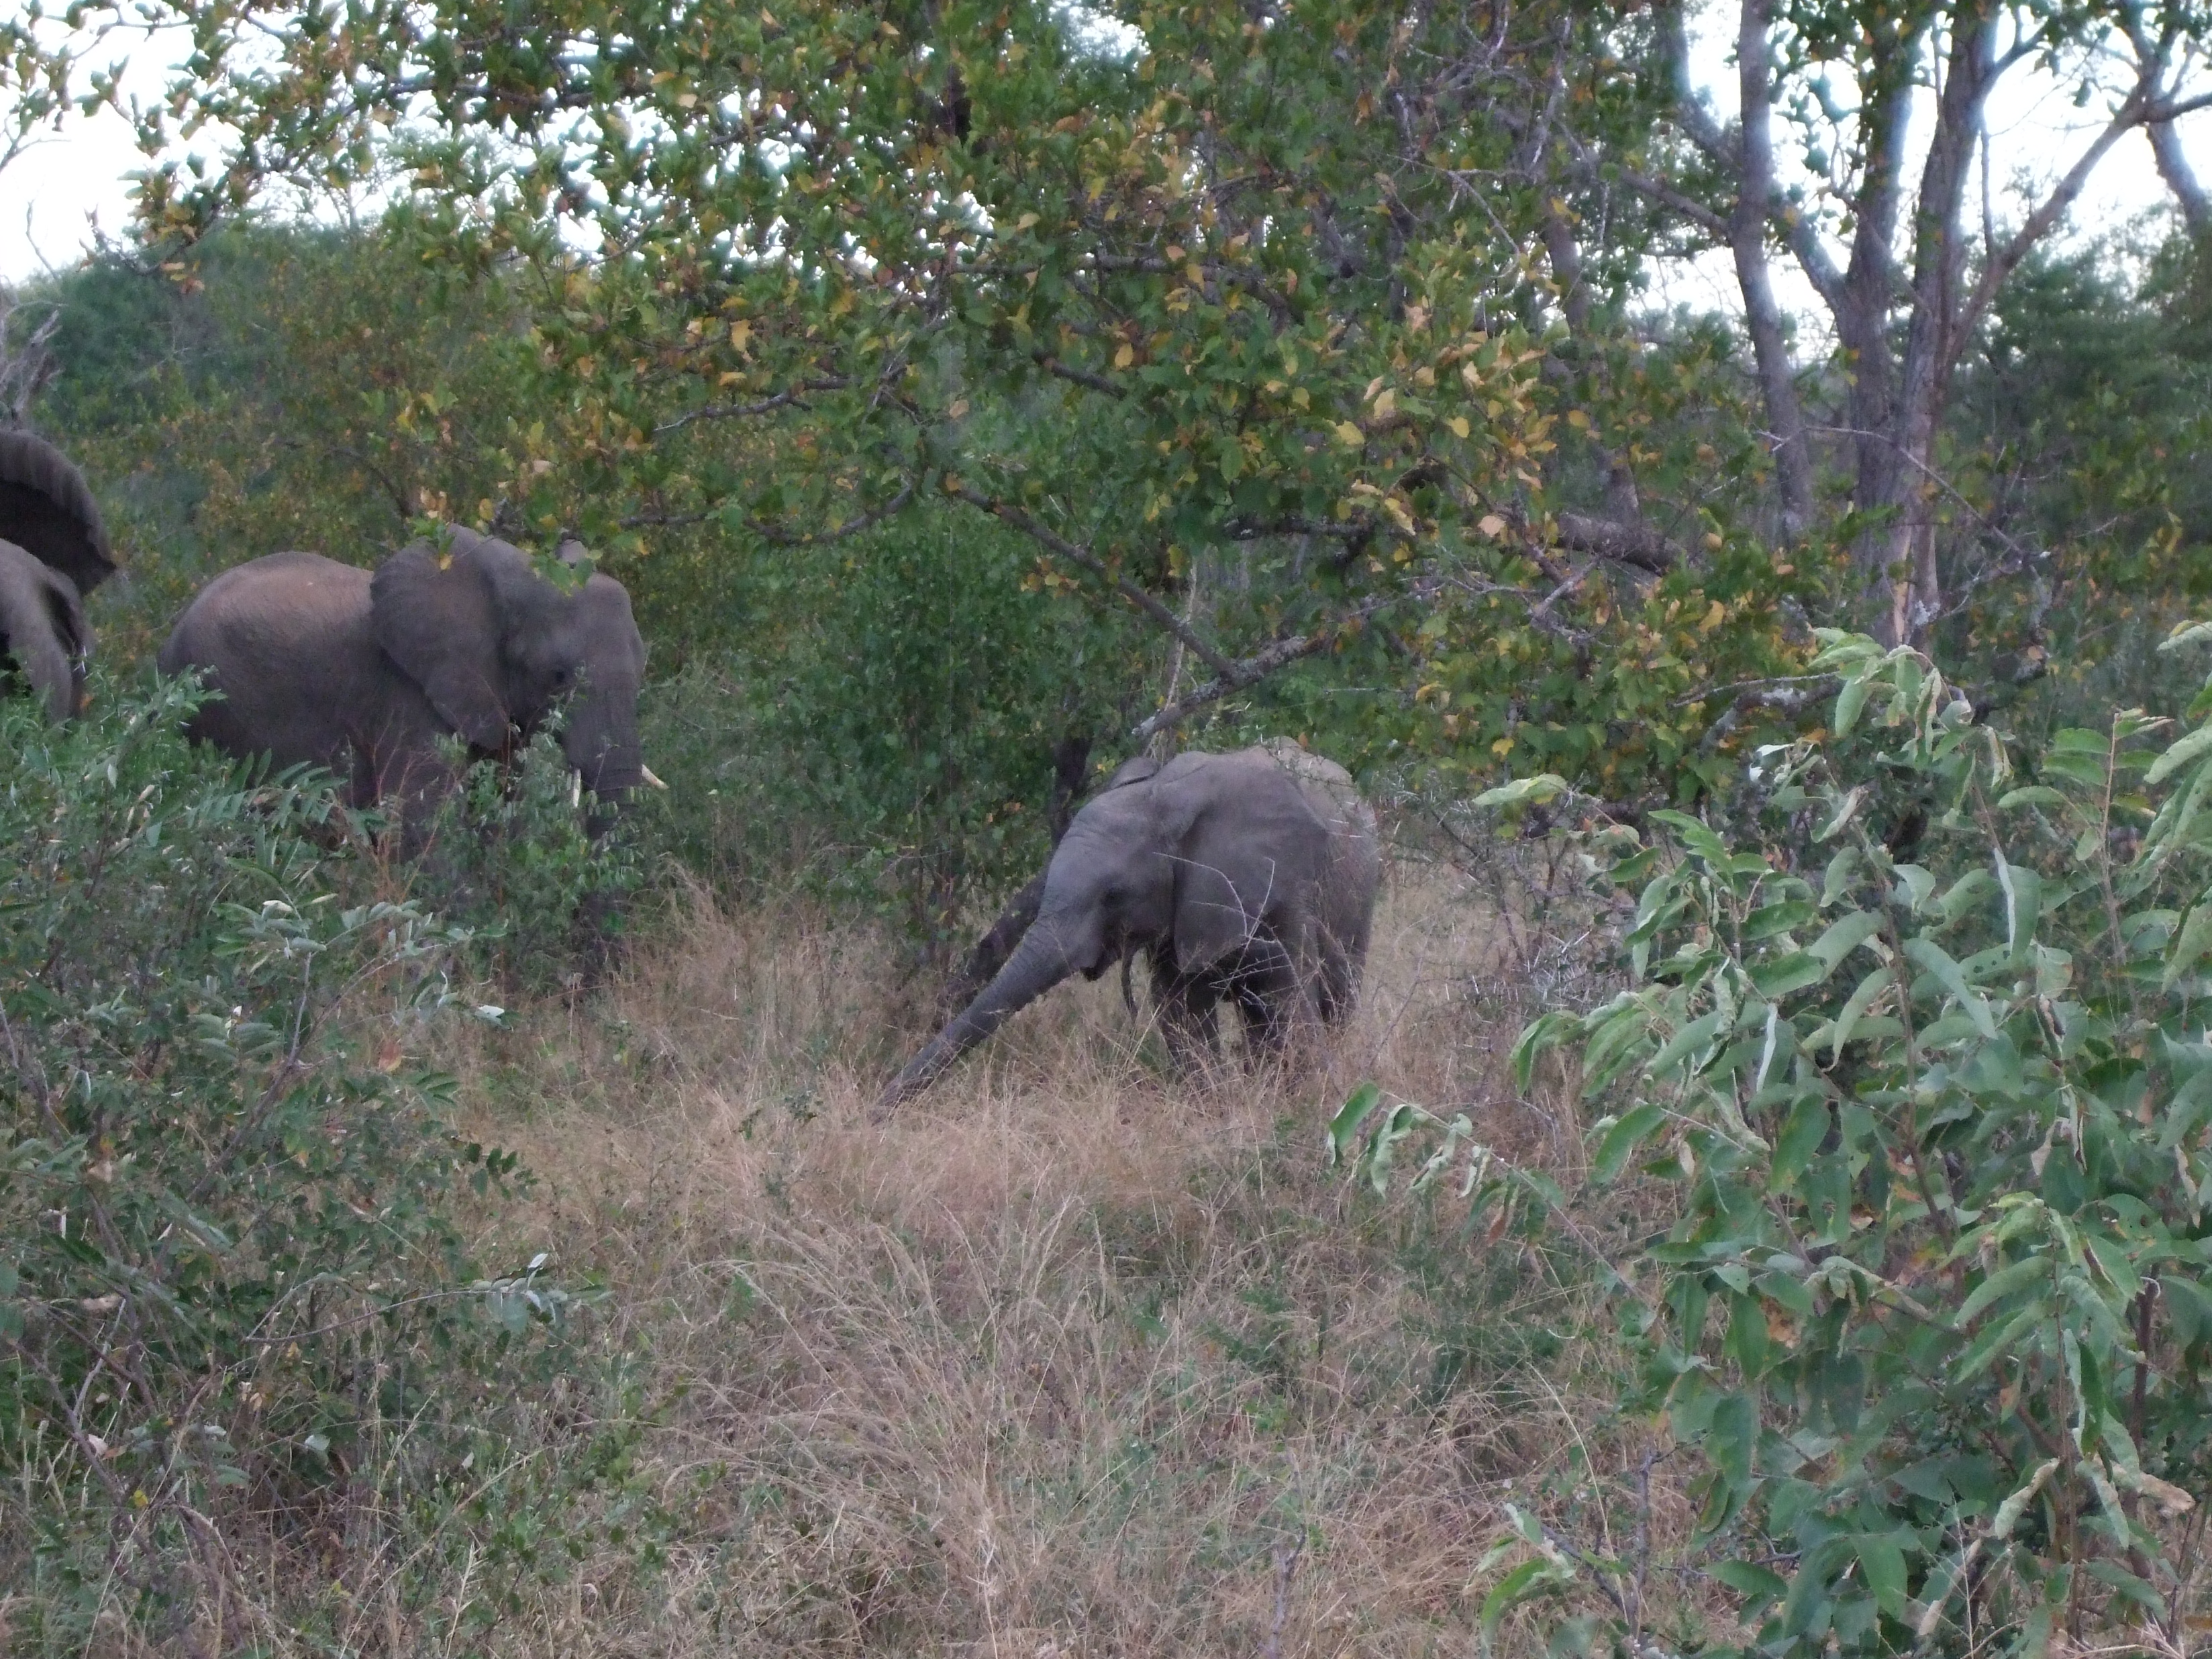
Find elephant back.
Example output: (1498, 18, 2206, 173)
(0, 430, 113, 597)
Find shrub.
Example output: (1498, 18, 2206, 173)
(0, 678, 599, 1648)
(1348, 628, 2212, 1657)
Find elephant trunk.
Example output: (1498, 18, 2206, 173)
(875, 913, 1090, 1115)
(564, 683, 643, 801)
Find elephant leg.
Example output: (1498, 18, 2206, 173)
(1154, 959, 1223, 1076)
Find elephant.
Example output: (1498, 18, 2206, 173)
(878, 740, 1381, 1111)
(0, 429, 115, 722)
(158, 527, 648, 823)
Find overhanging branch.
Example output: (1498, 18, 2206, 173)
(946, 485, 1240, 680)
(1130, 593, 1408, 742)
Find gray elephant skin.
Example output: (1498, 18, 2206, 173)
(159, 528, 647, 817)
(881, 741, 1381, 1109)
(0, 429, 115, 721)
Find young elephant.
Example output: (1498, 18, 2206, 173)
(878, 741, 1381, 1111)
(0, 429, 116, 721)
(159, 529, 648, 823)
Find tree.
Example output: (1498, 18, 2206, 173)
(1609, 0, 2212, 644)
(5, 0, 1821, 804)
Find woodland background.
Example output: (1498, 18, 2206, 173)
(8, 0, 2212, 1654)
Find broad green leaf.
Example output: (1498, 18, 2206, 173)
(1903, 938, 1999, 1038)
(2146, 720, 2212, 787)
(1647, 1007, 1726, 1076)
(1593, 1102, 1669, 1183)
(1325, 1082, 1382, 1164)
(1855, 1531, 1909, 1617)
(1807, 910, 1882, 973)
(2164, 903, 2212, 989)
(1956, 1255, 2048, 1326)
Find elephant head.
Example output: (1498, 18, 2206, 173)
(879, 746, 1363, 1110)
(0, 429, 115, 597)
(0, 430, 112, 722)
(370, 527, 647, 799)
(0, 540, 91, 721)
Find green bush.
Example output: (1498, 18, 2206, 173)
(750, 509, 1145, 945)
(0, 678, 613, 1648)
(420, 727, 646, 991)
(1346, 629, 2212, 1657)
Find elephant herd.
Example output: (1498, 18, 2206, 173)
(1, 428, 1382, 1108)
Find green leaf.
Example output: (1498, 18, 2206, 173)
(1475, 773, 1570, 809)
(1750, 951, 1824, 999)
(2146, 720, 2212, 787)
(1825, 964, 1891, 1057)
(1903, 938, 1998, 1038)
(1593, 1102, 1668, 1183)
(1772, 1093, 1833, 1189)
(1326, 1082, 1383, 1164)
(1648, 1007, 1726, 1076)
(2164, 903, 2212, 989)
(1745, 899, 1819, 940)
(1713, 1560, 1789, 1609)
(1834, 674, 1873, 736)
(1807, 910, 1882, 973)
(1855, 1531, 1909, 1617)
(1957, 1255, 2048, 1326)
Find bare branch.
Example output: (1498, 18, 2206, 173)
(1958, 72, 2169, 344)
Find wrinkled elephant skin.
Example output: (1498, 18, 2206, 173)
(879, 742, 1380, 1111)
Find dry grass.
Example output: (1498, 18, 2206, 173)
(379, 859, 1673, 1658)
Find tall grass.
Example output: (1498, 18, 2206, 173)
(393, 859, 1676, 1657)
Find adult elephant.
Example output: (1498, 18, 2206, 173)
(878, 740, 1380, 1111)
(0, 429, 115, 722)
(159, 528, 648, 821)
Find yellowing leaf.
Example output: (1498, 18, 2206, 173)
(1334, 421, 1364, 446)
(1446, 415, 1470, 438)
(1114, 342, 1134, 369)
(1477, 513, 1506, 538)
(1566, 408, 1591, 429)
(1371, 387, 1397, 419)
(1015, 211, 1040, 231)
(729, 320, 752, 352)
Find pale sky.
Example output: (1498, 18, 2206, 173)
(3, 5, 2207, 324)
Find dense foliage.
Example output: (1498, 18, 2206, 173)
(1349, 629, 2212, 1656)
(0, 681, 638, 1647)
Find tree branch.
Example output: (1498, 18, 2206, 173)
(1957, 72, 2169, 345)
(1129, 593, 1407, 742)
(1032, 351, 1126, 398)
(1555, 511, 1679, 572)
(946, 485, 1240, 680)
(623, 482, 914, 542)
(652, 377, 852, 435)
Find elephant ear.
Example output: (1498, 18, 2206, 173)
(370, 530, 521, 750)
(1103, 754, 1160, 791)
(1166, 758, 1328, 977)
(0, 540, 87, 721)
(0, 430, 115, 595)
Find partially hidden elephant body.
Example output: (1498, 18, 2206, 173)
(881, 740, 1381, 1109)
(159, 530, 647, 819)
(0, 430, 115, 722)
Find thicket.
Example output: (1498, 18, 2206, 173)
(0, 681, 654, 1650)
(1343, 625, 2212, 1656)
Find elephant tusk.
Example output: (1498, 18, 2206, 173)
(640, 764, 668, 791)
(568, 770, 583, 808)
